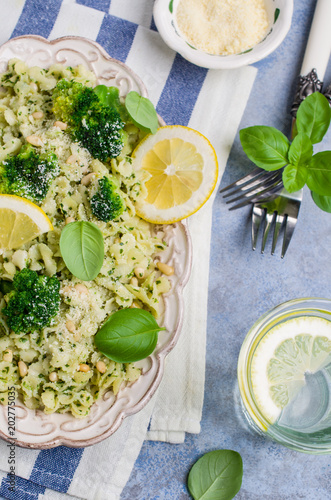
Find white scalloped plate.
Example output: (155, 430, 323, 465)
(0, 35, 192, 449)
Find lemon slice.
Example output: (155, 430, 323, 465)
(132, 126, 218, 223)
(0, 194, 53, 250)
(251, 316, 331, 424)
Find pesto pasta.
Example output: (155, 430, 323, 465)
(0, 59, 171, 418)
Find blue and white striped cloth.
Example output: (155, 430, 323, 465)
(0, 1, 257, 498)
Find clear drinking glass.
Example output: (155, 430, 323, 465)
(237, 298, 331, 454)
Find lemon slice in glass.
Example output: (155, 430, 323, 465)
(132, 125, 218, 223)
(0, 194, 53, 250)
(251, 316, 331, 423)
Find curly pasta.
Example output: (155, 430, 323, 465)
(0, 59, 171, 418)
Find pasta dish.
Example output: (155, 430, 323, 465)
(0, 59, 170, 418)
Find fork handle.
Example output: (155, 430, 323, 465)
(300, 0, 331, 79)
(291, 0, 331, 115)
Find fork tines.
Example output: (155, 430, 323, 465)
(252, 193, 302, 258)
(219, 167, 264, 193)
(220, 169, 283, 210)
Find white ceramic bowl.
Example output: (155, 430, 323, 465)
(153, 0, 293, 69)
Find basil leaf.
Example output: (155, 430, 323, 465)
(60, 220, 104, 281)
(239, 126, 290, 170)
(288, 133, 313, 166)
(311, 191, 331, 213)
(188, 450, 243, 500)
(94, 308, 165, 363)
(283, 164, 308, 192)
(125, 91, 158, 134)
(94, 85, 128, 121)
(296, 92, 331, 144)
(306, 151, 331, 195)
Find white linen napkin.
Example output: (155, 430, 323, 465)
(147, 66, 258, 442)
(0, 1, 257, 498)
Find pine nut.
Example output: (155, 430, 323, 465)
(96, 361, 107, 374)
(74, 284, 89, 295)
(49, 371, 58, 382)
(54, 120, 68, 130)
(3, 349, 13, 362)
(18, 360, 28, 377)
(66, 154, 78, 164)
(81, 173, 95, 186)
(73, 331, 81, 342)
(78, 363, 90, 373)
(65, 216, 75, 225)
(30, 82, 38, 92)
(134, 267, 145, 279)
(66, 319, 81, 341)
(26, 135, 44, 147)
(32, 111, 44, 119)
(130, 277, 138, 287)
(130, 301, 141, 309)
(156, 262, 174, 276)
(66, 320, 76, 333)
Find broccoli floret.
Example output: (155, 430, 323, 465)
(0, 145, 59, 202)
(1, 268, 61, 334)
(73, 107, 124, 161)
(52, 79, 99, 126)
(52, 79, 124, 161)
(90, 176, 125, 222)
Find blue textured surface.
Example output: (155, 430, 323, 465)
(123, 1, 331, 498)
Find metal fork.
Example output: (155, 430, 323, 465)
(219, 168, 283, 210)
(221, 0, 330, 257)
(252, 188, 303, 258)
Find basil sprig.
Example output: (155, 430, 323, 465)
(188, 450, 243, 500)
(94, 308, 165, 363)
(239, 92, 331, 212)
(60, 220, 104, 281)
(94, 85, 158, 135)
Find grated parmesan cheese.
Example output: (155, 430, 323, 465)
(176, 0, 269, 56)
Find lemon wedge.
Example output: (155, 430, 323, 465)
(132, 125, 218, 223)
(0, 194, 53, 250)
(251, 316, 331, 424)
